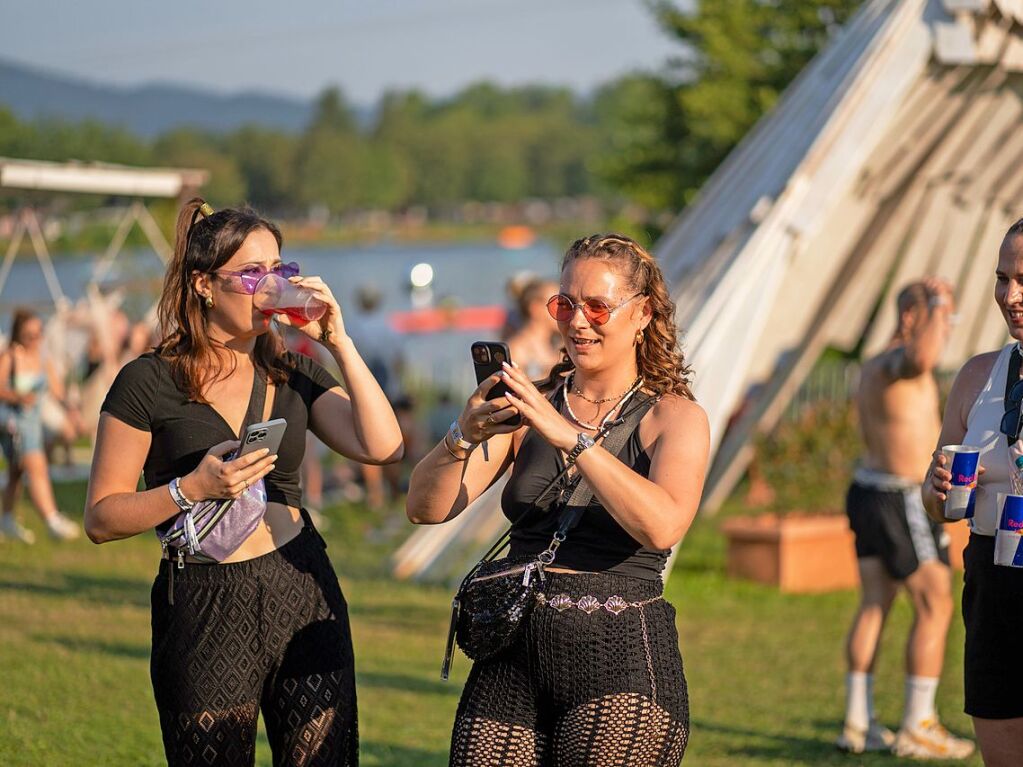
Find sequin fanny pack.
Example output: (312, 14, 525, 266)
(442, 391, 656, 680)
(158, 372, 271, 570)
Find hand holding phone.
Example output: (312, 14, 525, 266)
(471, 341, 521, 427)
(226, 418, 288, 461)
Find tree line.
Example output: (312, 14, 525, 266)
(0, 1, 861, 231)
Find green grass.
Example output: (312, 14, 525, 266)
(0, 482, 980, 766)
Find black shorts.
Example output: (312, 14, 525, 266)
(963, 533, 1023, 719)
(846, 480, 950, 580)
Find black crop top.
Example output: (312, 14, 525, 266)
(101, 351, 340, 512)
(501, 390, 669, 581)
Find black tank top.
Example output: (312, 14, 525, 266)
(501, 389, 669, 581)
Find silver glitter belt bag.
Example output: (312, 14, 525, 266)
(442, 391, 656, 680)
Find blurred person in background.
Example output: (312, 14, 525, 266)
(924, 219, 1023, 767)
(839, 278, 973, 759)
(0, 307, 80, 542)
(505, 275, 561, 380)
(347, 284, 405, 509)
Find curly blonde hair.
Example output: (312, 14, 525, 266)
(538, 234, 695, 400)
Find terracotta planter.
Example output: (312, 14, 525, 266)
(721, 514, 970, 594)
(721, 514, 858, 593)
(944, 519, 970, 571)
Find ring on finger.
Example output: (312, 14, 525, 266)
(485, 415, 495, 425)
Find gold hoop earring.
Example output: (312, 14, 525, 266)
(635, 329, 644, 345)
(205, 295, 214, 309)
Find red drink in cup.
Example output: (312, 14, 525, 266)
(253, 273, 327, 325)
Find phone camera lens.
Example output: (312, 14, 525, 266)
(494, 351, 505, 363)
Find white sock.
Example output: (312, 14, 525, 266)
(902, 675, 939, 729)
(845, 671, 873, 730)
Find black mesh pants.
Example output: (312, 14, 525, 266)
(451, 571, 689, 766)
(150, 526, 358, 766)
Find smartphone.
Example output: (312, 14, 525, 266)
(235, 418, 287, 460)
(471, 341, 521, 427)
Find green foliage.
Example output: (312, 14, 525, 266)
(600, 0, 862, 215)
(0, 82, 616, 217)
(754, 398, 860, 514)
(1, 0, 865, 223)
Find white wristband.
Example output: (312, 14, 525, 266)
(168, 477, 195, 512)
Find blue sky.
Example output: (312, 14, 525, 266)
(1, 0, 684, 103)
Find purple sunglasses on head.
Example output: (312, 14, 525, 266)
(213, 262, 300, 294)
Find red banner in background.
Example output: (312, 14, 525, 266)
(389, 305, 506, 334)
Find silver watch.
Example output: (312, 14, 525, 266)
(566, 432, 596, 464)
(448, 420, 475, 451)
(168, 477, 195, 512)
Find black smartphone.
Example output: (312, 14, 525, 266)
(471, 341, 521, 427)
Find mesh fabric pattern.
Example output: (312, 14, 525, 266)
(450, 570, 688, 766)
(150, 527, 358, 766)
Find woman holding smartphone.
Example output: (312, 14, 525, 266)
(84, 198, 402, 766)
(407, 234, 709, 766)
(923, 218, 1023, 767)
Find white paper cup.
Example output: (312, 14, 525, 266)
(941, 445, 980, 521)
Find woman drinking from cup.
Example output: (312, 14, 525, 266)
(85, 198, 403, 766)
(923, 218, 1023, 766)
(407, 234, 709, 766)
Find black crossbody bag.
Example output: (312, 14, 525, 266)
(441, 390, 657, 679)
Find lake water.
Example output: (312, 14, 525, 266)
(0, 240, 562, 393)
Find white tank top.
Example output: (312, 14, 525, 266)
(963, 342, 1016, 536)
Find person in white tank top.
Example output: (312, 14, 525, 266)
(924, 218, 1023, 767)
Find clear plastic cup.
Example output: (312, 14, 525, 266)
(941, 444, 980, 521)
(995, 493, 1023, 567)
(253, 273, 327, 325)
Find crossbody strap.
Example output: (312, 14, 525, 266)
(537, 390, 657, 564)
(1006, 345, 1021, 447)
(161, 369, 270, 549)
(474, 388, 658, 567)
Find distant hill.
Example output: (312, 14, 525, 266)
(0, 57, 319, 136)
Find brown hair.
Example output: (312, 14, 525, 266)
(515, 276, 553, 319)
(155, 197, 291, 401)
(9, 307, 39, 347)
(896, 282, 929, 316)
(537, 234, 695, 400)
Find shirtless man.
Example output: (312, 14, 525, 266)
(837, 279, 974, 759)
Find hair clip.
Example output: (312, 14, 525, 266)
(199, 202, 215, 217)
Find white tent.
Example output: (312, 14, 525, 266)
(395, 0, 1023, 579)
(663, 0, 1023, 512)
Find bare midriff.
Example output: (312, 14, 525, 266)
(219, 502, 305, 563)
(857, 359, 941, 483)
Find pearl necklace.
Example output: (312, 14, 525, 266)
(563, 375, 643, 430)
(571, 372, 643, 404)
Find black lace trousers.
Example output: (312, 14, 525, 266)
(150, 526, 358, 766)
(451, 570, 689, 766)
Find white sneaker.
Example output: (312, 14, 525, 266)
(0, 514, 36, 544)
(45, 512, 80, 541)
(836, 720, 896, 753)
(893, 718, 975, 760)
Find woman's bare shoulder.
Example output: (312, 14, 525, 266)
(954, 350, 1003, 391)
(648, 391, 709, 433)
(948, 349, 1005, 422)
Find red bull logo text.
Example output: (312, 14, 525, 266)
(953, 473, 977, 487)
